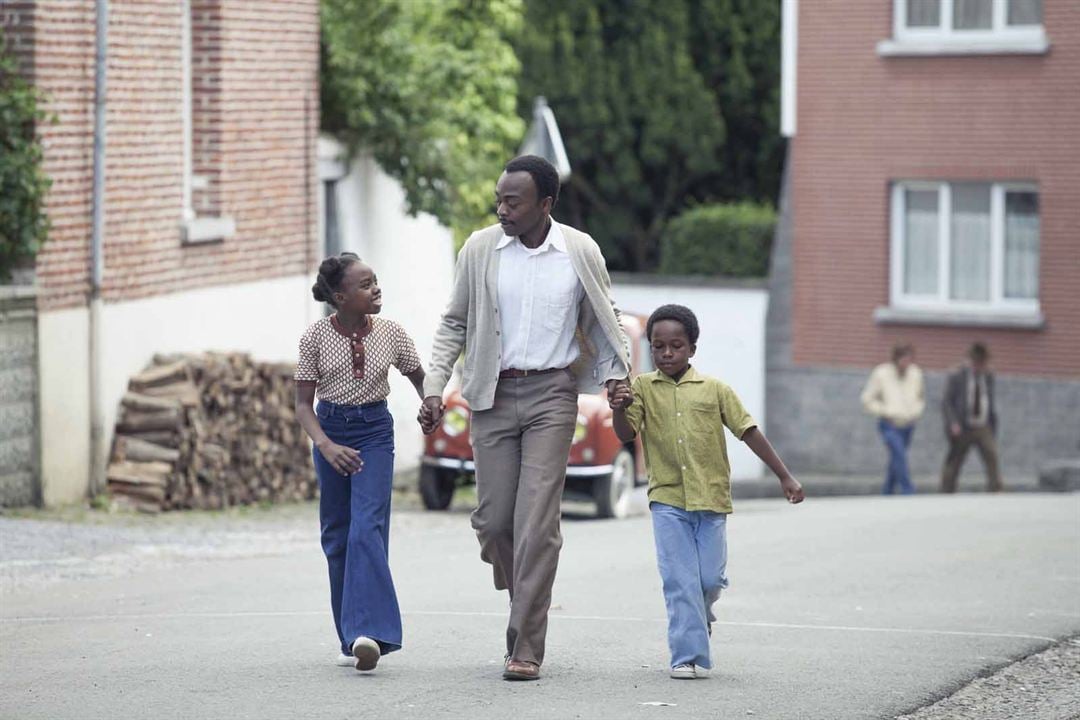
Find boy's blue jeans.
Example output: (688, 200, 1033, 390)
(312, 400, 401, 656)
(877, 419, 915, 495)
(651, 501, 729, 669)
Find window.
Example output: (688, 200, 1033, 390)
(889, 181, 1040, 319)
(880, 0, 1048, 56)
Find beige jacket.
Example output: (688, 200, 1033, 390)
(860, 362, 926, 428)
(424, 222, 631, 411)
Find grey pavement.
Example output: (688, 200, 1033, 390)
(1, 491, 1079, 720)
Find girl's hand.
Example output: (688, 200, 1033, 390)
(318, 440, 363, 475)
(780, 475, 804, 504)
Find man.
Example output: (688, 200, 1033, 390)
(860, 343, 925, 494)
(420, 155, 631, 681)
(941, 342, 1003, 493)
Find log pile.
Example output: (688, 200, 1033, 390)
(106, 353, 315, 512)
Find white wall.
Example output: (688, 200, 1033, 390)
(611, 276, 769, 480)
(320, 138, 456, 474)
(37, 306, 92, 505)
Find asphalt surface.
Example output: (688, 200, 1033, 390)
(1, 491, 1079, 720)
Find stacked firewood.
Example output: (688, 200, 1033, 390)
(106, 353, 315, 512)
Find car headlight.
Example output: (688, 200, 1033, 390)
(573, 414, 589, 444)
(442, 406, 470, 437)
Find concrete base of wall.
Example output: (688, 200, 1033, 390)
(0, 286, 40, 506)
(767, 364, 1080, 480)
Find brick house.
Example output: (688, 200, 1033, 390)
(767, 0, 1079, 481)
(2, 1, 321, 505)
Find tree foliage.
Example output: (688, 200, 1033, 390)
(515, 0, 782, 272)
(321, 0, 525, 243)
(660, 202, 775, 278)
(0, 33, 50, 282)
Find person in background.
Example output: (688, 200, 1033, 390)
(941, 342, 1003, 493)
(860, 343, 925, 495)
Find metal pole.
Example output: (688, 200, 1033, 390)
(89, 0, 108, 498)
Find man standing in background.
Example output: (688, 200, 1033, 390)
(861, 343, 925, 495)
(941, 343, 1003, 493)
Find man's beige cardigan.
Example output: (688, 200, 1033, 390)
(424, 222, 631, 412)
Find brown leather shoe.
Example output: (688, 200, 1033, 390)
(502, 658, 540, 681)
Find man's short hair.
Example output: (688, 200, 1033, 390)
(892, 342, 914, 362)
(646, 304, 700, 346)
(504, 155, 560, 207)
(969, 342, 990, 363)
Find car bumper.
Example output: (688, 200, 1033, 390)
(421, 456, 614, 478)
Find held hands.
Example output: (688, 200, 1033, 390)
(418, 396, 445, 435)
(317, 439, 363, 476)
(779, 475, 805, 504)
(606, 378, 633, 410)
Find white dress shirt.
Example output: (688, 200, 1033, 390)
(496, 222, 585, 371)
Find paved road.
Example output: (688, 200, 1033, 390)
(2, 493, 1078, 720)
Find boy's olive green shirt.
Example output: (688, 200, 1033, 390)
(623, 367, 756, 514)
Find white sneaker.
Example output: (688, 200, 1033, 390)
(670, 664, 696, 679)
(351, 636, 380, 671)
(695, 666, 710, 678)
(335, 653, 354, 667)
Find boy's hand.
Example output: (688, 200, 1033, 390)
(607, 383, 633, 410)
(780, 475, 804, 504)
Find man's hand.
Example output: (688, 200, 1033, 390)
(418, 396, 445, 435)
(949, 422, 962, 438)
(316, 439, 363, 476)
(779, 475, 804, 504)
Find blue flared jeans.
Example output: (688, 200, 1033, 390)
(313, 400, 401, 656)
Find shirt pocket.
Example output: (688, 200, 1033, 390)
(542, 291, 577, 333)
(685, 400, 721, 436)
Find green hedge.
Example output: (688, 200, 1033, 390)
(659, 202, 775, 278)
(0, 34, 50, 282)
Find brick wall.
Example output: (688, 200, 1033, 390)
(790, 2, 1080, 378)
(10, 0, 319, 312)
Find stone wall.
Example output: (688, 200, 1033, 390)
(0, 287, 40, 506)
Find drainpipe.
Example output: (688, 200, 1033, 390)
(88, 0, 108, 498)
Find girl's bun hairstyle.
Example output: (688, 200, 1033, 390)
(311, 252, 361, 307)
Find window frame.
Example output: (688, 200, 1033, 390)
(880, 0, 1048, 56)
(889, 180, 1040, 318)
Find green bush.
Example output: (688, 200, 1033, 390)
(0, 35, 50, 282)
(659, 202, 775, 278)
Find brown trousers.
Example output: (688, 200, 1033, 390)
(469, 369, 578, 666)
(941, 425, 1003, 493)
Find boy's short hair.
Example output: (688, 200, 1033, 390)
(969, 342, 990, 363)
(647, 304, 700, 345)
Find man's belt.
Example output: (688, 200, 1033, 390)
(498, 366, 566, 380)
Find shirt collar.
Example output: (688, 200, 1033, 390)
(496, 221, 566, 253)
(651, 365, 704, 385)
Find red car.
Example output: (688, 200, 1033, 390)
(419, 314, 652, 518)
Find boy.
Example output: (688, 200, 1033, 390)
(609, 304, 804, 679)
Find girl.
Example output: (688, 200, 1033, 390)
(294, 252, 427, 672)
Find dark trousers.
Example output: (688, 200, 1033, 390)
(313, 400, 401, 656)
(469, 369, 578, 666)
(941, 425, 1003, 493)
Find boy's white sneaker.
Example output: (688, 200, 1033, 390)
(335, 653, 354, 667)
(670, 664, 696, 679)
(351, 636, 381, 671)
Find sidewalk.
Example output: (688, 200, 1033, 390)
(731, 472, 1043, 500)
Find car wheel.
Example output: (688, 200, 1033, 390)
(419, 465, 457, 510)
(594, 448, 635, 519)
